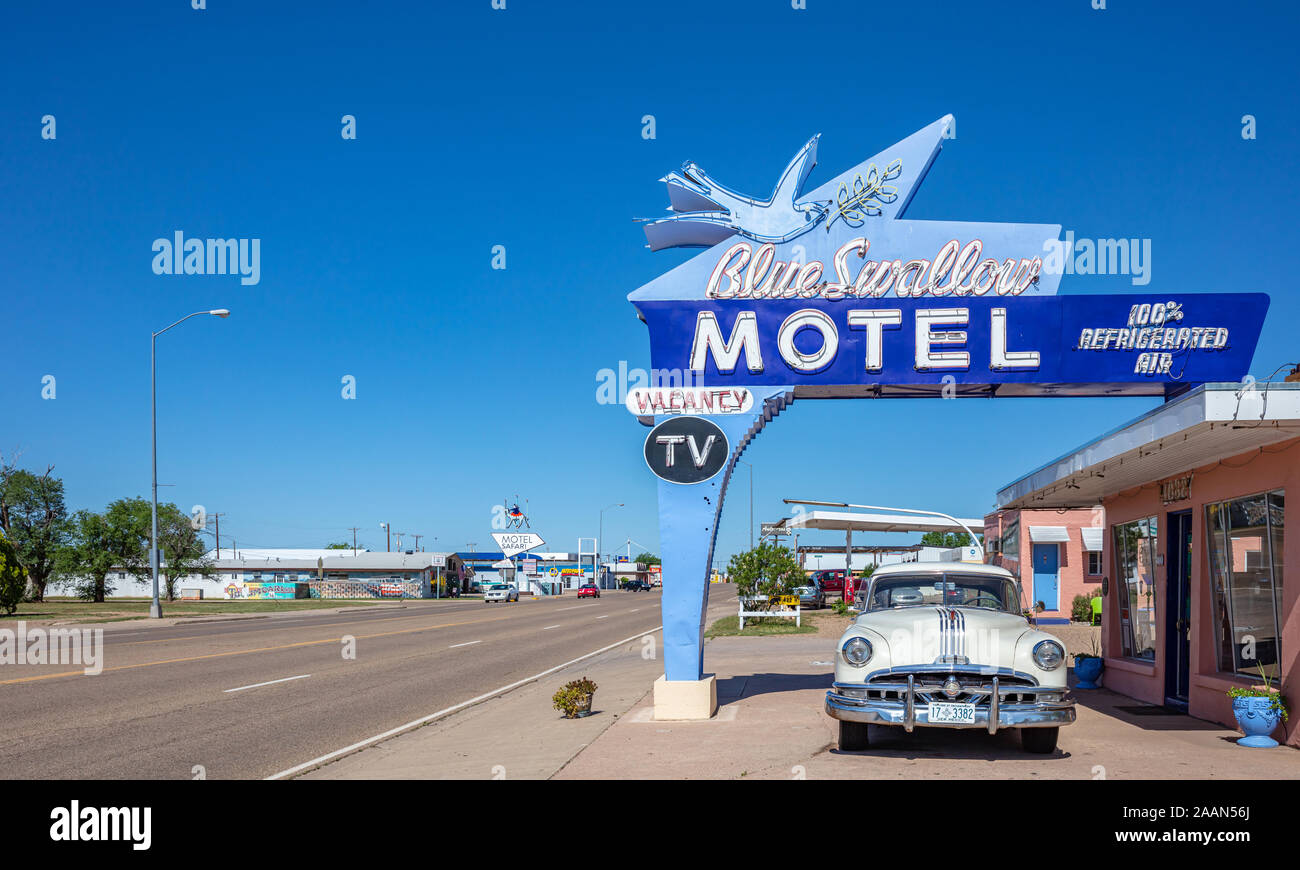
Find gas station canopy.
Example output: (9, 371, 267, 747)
(783, 510, 984, 535)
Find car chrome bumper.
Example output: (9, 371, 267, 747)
(825, 675, 1075, 733)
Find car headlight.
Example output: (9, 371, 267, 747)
(841, 636, 873, 667)
(1032, 639, 1065, 671)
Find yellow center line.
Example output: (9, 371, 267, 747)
(0, 611, 524, 686)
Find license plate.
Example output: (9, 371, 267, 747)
(928, 702, 976, 724)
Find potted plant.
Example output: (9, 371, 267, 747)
(1073, 634, 1104, 689)
(552, 677, 598, 719)
(1228, 664, 1288, 748)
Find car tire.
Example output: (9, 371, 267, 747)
(1021, 727, 1059, 754)
(838, 721, 870, 752)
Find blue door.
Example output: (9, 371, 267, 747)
(1032, 544, 1060, 611)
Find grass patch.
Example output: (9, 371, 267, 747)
(705, 613, 819, 637)
(2, 597, 392, 624)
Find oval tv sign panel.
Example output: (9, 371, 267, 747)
(644, 416, 729, 485)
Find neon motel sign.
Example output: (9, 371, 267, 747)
(627, 116, 1268, 689)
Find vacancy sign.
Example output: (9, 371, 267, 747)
(492, 532, 546, 557)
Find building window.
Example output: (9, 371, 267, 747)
(1113, 516, 1158, 660)
(1206, 490, 1284, 679)
(1000, 519, 1019, 558)
(1087, 551, 1104, 576)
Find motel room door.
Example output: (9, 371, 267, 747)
(1165, 510, 1193, 707)
(1032, 544, 1060, 611)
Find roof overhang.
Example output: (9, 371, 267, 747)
(997, 383, 1300, 509)
(1028, 526, 1070, 543)
(786, 510, 984, 534)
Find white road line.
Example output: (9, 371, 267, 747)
(448, 640, 481, 649)
(224, 674, 311, 694)
(629, 609, 639, 613)
(555, 604, 596, 612)
(265, 624, 663, 780)
(595, 615, 609, 619)
(543, 625, 561, 630)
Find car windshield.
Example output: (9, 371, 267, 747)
(487, 584, 506, 591)
(867, 573, 1019, 613)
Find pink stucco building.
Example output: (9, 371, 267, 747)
(996, 383, 1299, 746)
(984, 507, 1106, 621)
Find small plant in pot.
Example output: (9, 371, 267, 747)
(552, 677, 598, 719)
(1228, 664, 1288, 748)
(1073, 634, 1104, 689)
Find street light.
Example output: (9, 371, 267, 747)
(150, 309, 230, 619)
(379, 522, 390, 552)
(737, 459, 754, 549)
(598, 502, 623, 589)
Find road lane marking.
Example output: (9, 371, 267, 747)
(448, 640, 481, 649)
(542, 625, 561, 630)
(224, 674, 312, 693)
(595, 615, 609, 619)
(629, 609, 639, 613)
(266, 624, 663, 780)
(555, 604, 596, 612)
(0, 612, 525, 686)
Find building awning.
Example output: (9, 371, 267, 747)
(1081, 528, 1105, 551)
(1028, 526, 1070, 543)
(997, 383, 1300, 509)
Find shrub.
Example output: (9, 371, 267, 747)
(0, 530, 28, 615)
(1071, 594, 1093, 623)
(552, 677, 598, 718)
(831, 599, 849, 616)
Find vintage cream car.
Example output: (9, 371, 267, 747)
(826, 562, 1075, 754)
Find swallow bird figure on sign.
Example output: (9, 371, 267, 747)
(643, 135, 832, 251)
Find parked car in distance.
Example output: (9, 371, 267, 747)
(795, 583, 825, 609)
(826, 562, 1076, 755)
(621, 579, 652, 591)
(483, 583, 519, 603)
(810, 569, 846, 597)
(577, 584, 601, 599)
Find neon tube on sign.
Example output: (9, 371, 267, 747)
(704, 238, 1043, 300)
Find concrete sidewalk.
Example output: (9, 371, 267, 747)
(299, 614, 1300, 780)
(556, 635, 1300, 780)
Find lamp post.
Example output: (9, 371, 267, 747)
(737, 459, 754, 549)
(598, 502, 623, 589)
(150, 309, 230, 619)
(380, 522, 390, 552)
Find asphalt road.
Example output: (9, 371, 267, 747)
(0, 587, 734, 779)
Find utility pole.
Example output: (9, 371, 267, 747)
(412, 534, 423, 551)
(348, 526, 360, 555)
(380, 522, 390, 552)
(207, 512, 226, 558)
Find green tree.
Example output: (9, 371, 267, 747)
(156, 503, 215, 600)
(0, 467, 70, 601)
(0, 529, 28, 615)
(325, 542, 351, 550)
(634, 552, 661, 566)
(727, 542, 803, 601)
(919, 531, 979, 549)
(56, 498, 151, 602)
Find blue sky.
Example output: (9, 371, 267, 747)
(3, 0, 1297, 565)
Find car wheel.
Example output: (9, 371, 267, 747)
(838, 721, 870, 751)
(1021, 727, 1059, 754)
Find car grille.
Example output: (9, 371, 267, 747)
(861, 671, 1040, 706)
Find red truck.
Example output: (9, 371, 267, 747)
(809, 569, 846, 598)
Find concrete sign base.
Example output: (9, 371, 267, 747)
(653, 674, 718, 721)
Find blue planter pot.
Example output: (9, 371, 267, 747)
(1232, 696, 1282, 748)
(1075, 656, 1104, 689)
